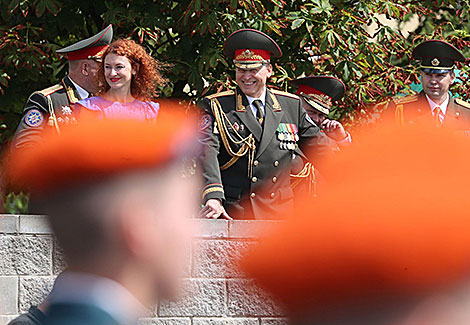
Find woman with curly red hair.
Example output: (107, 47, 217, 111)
(76, 39, 166, 120)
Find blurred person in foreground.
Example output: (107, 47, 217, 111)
(289, 76, 349, 197)
(75, 39, 166, 121)
(12, 25, 113, 148)
(3, 108, 200, 325)
(384, 39, 470, 129)
(242, 120, 470, 325)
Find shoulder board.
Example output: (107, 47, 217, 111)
(38, 84, 64, 97)
(455, 98, 470, 110)
(206, 90, 235, 100)
(392, 94, 418, 105)
(270, 89, 299, 100)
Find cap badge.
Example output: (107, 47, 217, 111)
(301, 92, 332, 108)
(431, 58, 440, 66)
(235, 49, 264, 61)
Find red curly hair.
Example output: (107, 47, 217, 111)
(97, 39, 167, 101)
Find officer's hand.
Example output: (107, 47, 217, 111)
(321, 119, 347, 141)
(199, 199, 232, 220)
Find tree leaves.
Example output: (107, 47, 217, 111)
(1, 0, 470, 148)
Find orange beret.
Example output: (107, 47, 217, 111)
(4, 104, 198, 195)
(241, 122, 470, 315)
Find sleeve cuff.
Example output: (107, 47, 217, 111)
(202, 183, 225, 203)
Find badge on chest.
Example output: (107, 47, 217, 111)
(277, 123, 299, 150)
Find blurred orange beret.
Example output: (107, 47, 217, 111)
(242, 122, 470, 315)
(4, 104, 198, 196)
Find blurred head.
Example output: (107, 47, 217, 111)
(236, 63, 272, 98)
(42, 163, 199, 300)
(98, 39, 167, 101)
(4, 107, 200, 304)
(421, 70, 455, 102)
(242, 122, 470, 324)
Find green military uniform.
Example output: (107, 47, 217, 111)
(289, 76, 348, 198)
(12, 25, 113, 149)
(386, 92, 470, 130)
(199, 86, 333, 219)
(12, 76, 82, 148)
(384, 39, 470, 130)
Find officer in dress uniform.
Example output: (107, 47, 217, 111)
(384, 40, 470, 129)
(198, 29, 334, 220)
(289, 76, 350, 197)
(12, 25, 113, 149)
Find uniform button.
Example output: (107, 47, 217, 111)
(270, 192, 275, 198)
(252, 177, 258, 183)
(251, 192, 256, 198)
(274, 161, 279, 167)
(253, 160, 259, 167)
(272, 176, 277, 183)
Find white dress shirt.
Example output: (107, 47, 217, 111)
(68, 76, 90, 100)
(426, 93, 450, 123)
(246, 88, 267, 118)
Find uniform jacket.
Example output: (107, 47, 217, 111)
(7, 306, 46, 325)
(12, 76, 82, 149)
(384, 91, 470, 130)
(199, 87, 334, 220)
(44, 303, 120, 325)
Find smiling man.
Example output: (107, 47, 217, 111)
(385, 40, 470, 129)
(198, 29, 334, 220)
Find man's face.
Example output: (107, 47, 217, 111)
(301, 98, 326, 126)
(236, 64, 272, 98)
(83, 59, 100, 93)
(422, 71, 455, 100)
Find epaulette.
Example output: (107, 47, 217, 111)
(270, 89, 299, 100)
(38, 84, 64, 97)
(392, 94, 418, 105)
(206, 90, 235, 100)
(455, 98, 470, 110)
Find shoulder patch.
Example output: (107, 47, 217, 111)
(455, 98, 470, 110)
(270, 89, 299, 100)
(38, 84, 64, 97)
(199, 114, 212, 131)
(392, 94, 418, 105)
(206, 90, 235, 100)
(24, 109, 45, 128)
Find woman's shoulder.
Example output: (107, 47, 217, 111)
(146, 101, 160, 111)
(135, 100, 160, 120)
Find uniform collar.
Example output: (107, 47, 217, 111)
(67, 76, 90, 100)
(48, 271, 147, 324)
(425, 92, 450, 115)
(245, 87, 267, 107)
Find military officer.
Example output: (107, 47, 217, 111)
(289, 76, 350, 196)
(198, 29, 334, 220)
(384, 40, 470, 129)
(12, 25, 113, 149)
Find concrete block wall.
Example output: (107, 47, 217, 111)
(0, 215, 287, 325)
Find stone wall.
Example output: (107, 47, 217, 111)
(0, 215, 287, 325)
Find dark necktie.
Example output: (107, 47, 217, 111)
(253, 99, 264, 125)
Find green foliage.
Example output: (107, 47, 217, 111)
(1, 0, 470, 211)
